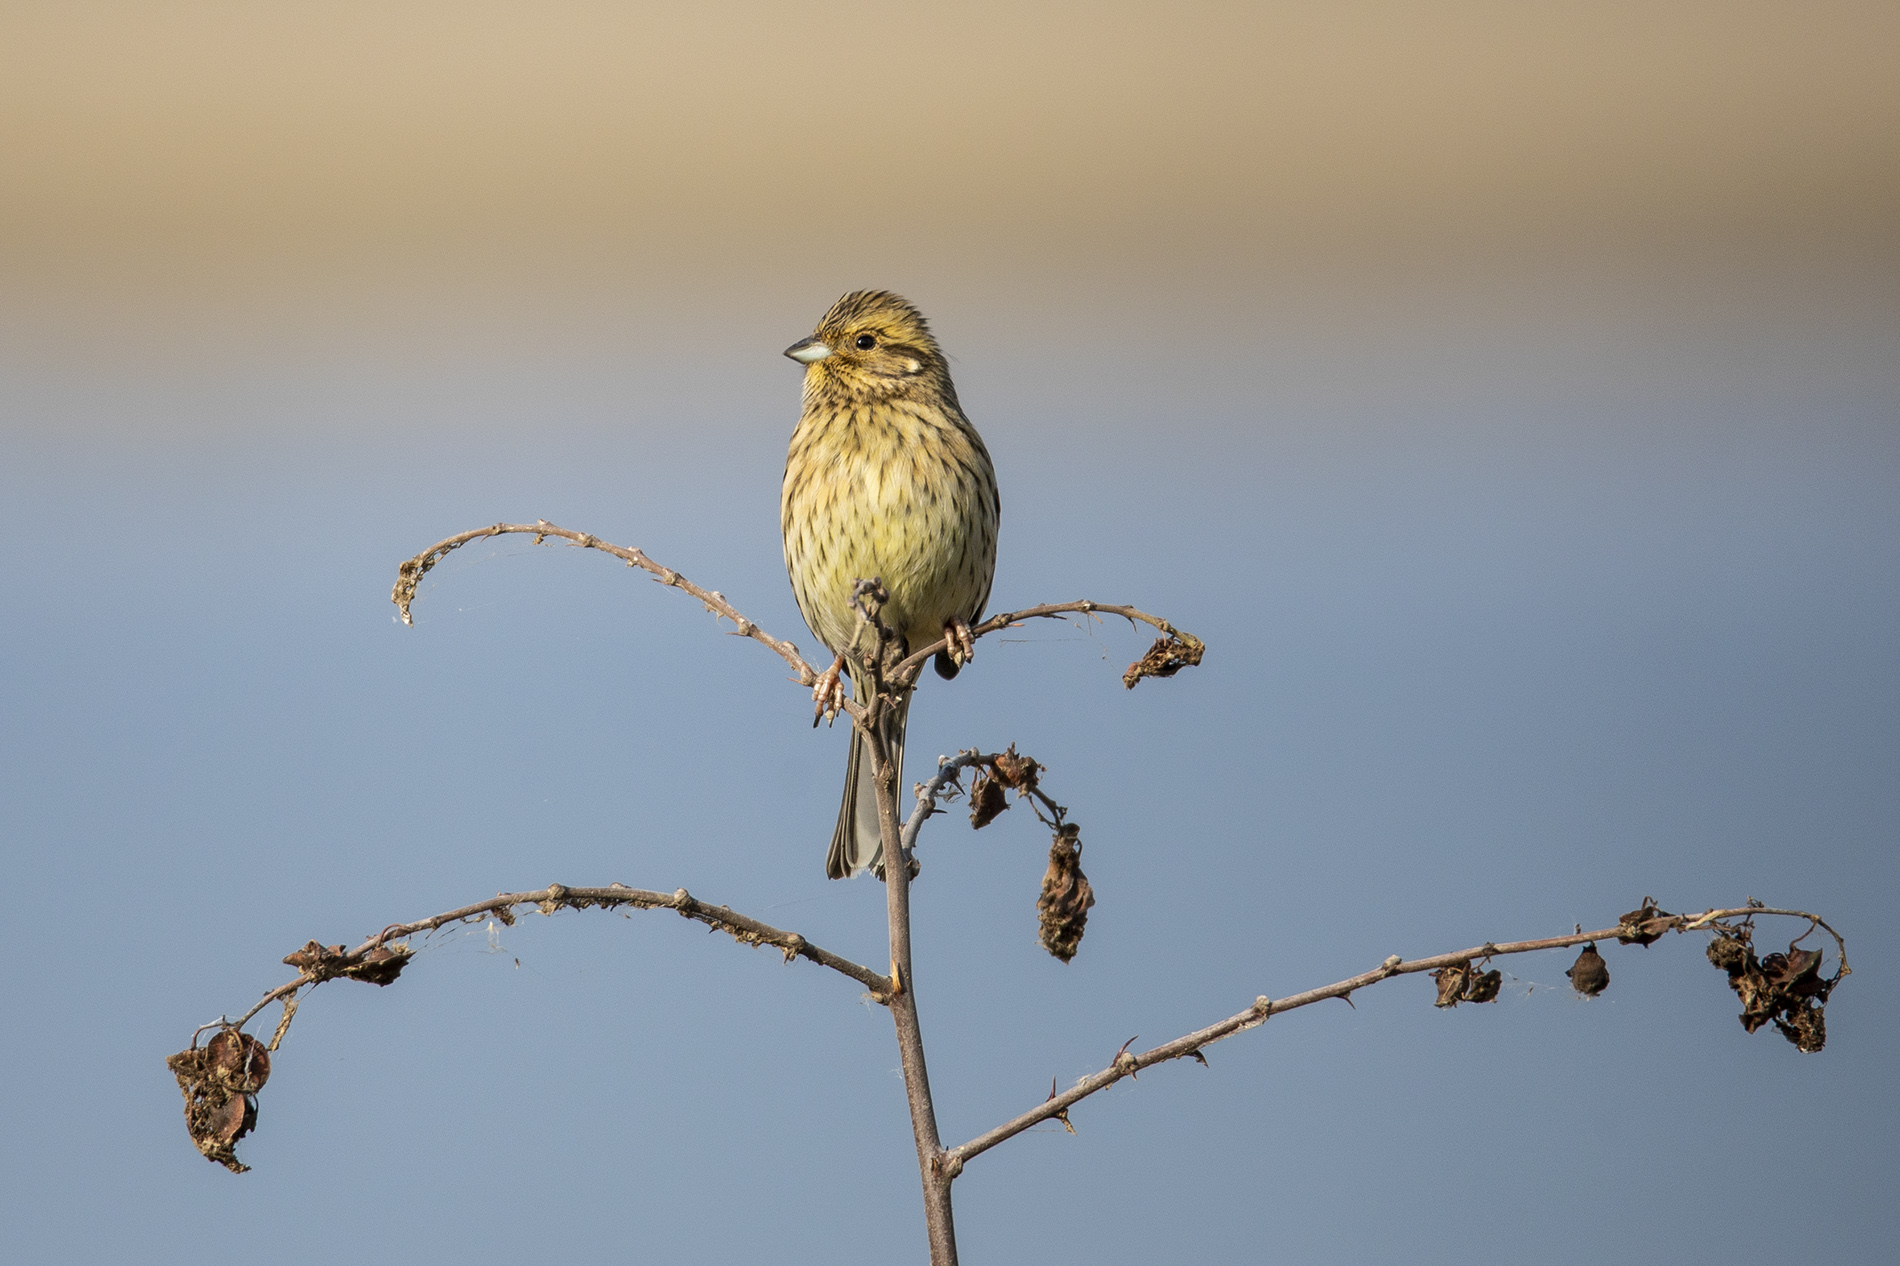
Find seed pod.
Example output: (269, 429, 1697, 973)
(1566, 943, 1609, 996)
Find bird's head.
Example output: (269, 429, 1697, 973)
(784, 290, 952, 403)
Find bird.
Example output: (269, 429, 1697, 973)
(781, 291, 1000, 879)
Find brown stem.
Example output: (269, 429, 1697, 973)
(870, 717, 959, 1264)
(894, 599, 1202, 682)
(947, 904, 1846, 1167)
(224, 882, 893, 1034)
(392, 525, 1204, 720)
(391, 521, 824, 688)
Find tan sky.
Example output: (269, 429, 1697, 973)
(2, 0, 1894, 301)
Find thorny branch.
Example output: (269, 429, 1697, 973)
(227, 882, 893, 1038)
(904, 747, 1095, 963)
(170, 882, 891, 1172)
(176, 514, 1849, 1266)
(390, 522, 1204, 703)
(944, 903, 1849, 1169)
(392, 520, 823, 685)
(183, 521, 1207, 1205)
(902, 750, 1057, 856)
(895, 599, 1204, 690)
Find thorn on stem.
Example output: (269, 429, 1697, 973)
(1044, 1077, 1076, 1134)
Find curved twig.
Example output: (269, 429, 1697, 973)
(895, 600, 1204, 686)
(391, 521, 821, 686)
(946, 904, 1844, 1168)
(901, 751, 992, 857)
(228, 882, 894, 1034)
(391, 525, 1206, 708)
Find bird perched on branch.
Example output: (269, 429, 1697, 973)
(781, 291, 1000, 879)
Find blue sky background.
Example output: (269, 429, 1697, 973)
(3, 5, 1897, 1262)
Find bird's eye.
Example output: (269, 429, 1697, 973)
(855, 333, 877, 350)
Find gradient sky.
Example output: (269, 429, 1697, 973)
(3, 5, 1897, 1263)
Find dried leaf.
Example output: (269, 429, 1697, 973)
(204, 1091, 256, 1147)
(990, 745, 1041, 790)
(1122, 634, 1204, 689)
(204, 1028, 271, 1093)
(1431, 961, 1472, 1008)
(1616, 897, 1673, 946)
(1706, 932, 1750, 974)
(165, 1029, 271, 1173)
(1764, 947, 1825, 998)
(282, 940, 348, 973)
(282, 939, 412, 986)
(1705, 926, 1833, 1050)
(343, 944, 412, 986)
(968, 773, 1008, 829)
(1037, 823, 1095, 963)
(1465, 967, 1502, 1004)
(1431, 960, 1502, 1007)
(1775, 1000, 1827, 1053)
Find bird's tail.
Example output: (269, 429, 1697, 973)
(827, 677, 908, 880)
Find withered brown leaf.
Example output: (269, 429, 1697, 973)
(1037, 823, 1095, 963)
(165, 1029, 271, 1173)
(1431, 960, 1502, 1007)
(1122, 634, 1204, 689)
(990, 746, 1040, 790)
(1616, 898, 1673, 946)
(968, 772, 1008, 829)
(1705, 927, 1834, 1050)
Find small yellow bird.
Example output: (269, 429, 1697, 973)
(781, 291, 1000, 879)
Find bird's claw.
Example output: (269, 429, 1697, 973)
(812, 655, 847, 727)
(944, 617, 976, 668)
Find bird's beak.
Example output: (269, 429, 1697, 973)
(784, 337, 833, 364)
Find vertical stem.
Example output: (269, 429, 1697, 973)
(870, 718, 959, 1266)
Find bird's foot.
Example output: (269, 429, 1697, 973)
(812, 654, 847, 727)
(934, 617, 976, 679)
